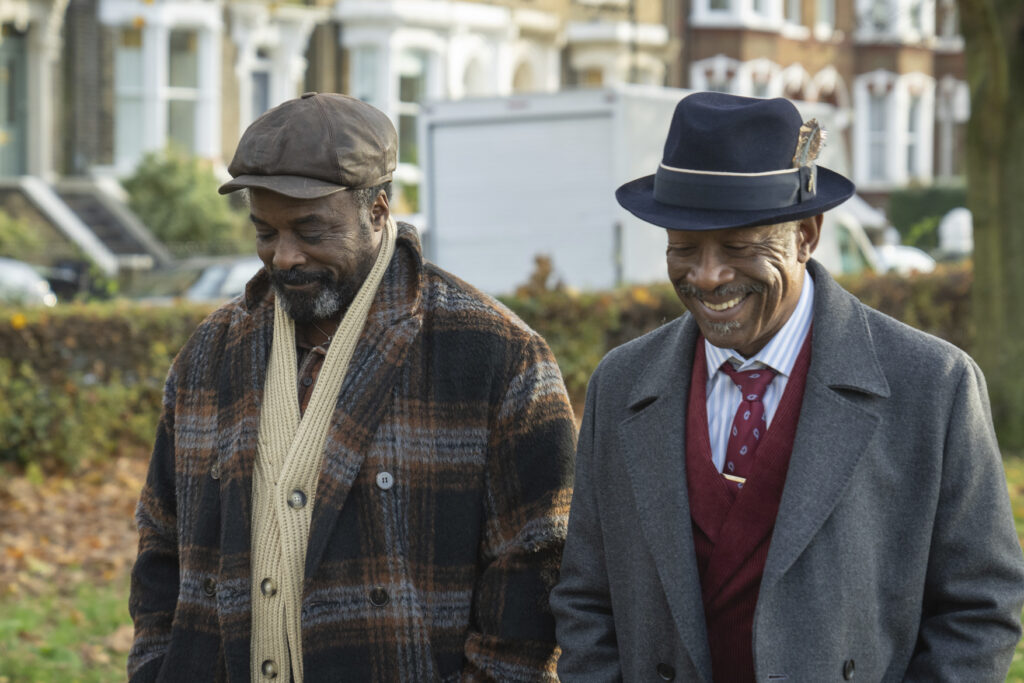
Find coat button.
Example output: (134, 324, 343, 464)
(369, 587, 389, 606)
(203, 578, 216, 597)
(260, 578, 277, 597)
(261, 659, 278, 678)
(288, 489, 307, 509)
(843, 659, 855, 680)
(210, 462, 220, 480)
(656, 663, 675, 680)
(376, 471, 394, 490)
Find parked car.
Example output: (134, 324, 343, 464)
(183, 256, 264, 302)
(875, 244, 937, 276)
(0, 257, 58, 307)
(124, 256, 264, 304)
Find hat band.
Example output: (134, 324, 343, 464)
(653, 164, 817, 210)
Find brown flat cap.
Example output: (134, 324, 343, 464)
(219, 92, 398, 198)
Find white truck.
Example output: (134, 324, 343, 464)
(419, 85, 877, 295)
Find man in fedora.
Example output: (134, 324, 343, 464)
(550, 92, 1024, 681)
(128, 93, 576, 682)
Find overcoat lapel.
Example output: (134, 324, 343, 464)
(619, 315, 713, 683)
(303, 238, 424, 580)
(761, 262, 890, 592)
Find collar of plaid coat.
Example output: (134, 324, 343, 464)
(128, 223, 577, 683)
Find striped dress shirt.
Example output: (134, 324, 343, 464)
(704, 273, 815, 473)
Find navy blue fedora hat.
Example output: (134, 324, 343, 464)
(616, 92, 855, 231)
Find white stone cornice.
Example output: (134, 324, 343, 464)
(99, 0, 223, 30)
(512, 8, 559, 36)
(230, 2, 327, 50)
(336, 0, 509, 32)
(810, 65, 852, 112)
(565, 21, 669, 47)
(0, 0, 31, 30)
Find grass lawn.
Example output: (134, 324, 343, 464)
(1003, 455, 1024, 681)
(2, 455, 1024, 681)
(0, 575, 131, 682)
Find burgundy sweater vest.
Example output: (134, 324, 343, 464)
(686, 334, 812, 682)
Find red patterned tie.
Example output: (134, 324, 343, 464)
(719, 363, 777, 488)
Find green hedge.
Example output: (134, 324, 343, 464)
(0, 263, 973, 470)
(0, 303, 210, 469)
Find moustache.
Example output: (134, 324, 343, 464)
(271, 268, 336, 287)
(675, 282, 765, 299)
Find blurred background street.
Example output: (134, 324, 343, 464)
(2, 0, 1022, 679)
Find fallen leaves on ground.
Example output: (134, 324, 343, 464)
(0, 454, 146, 598)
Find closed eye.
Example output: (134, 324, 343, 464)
(298, 232, 326, 245)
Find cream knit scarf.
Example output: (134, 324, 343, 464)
(250, 217, 396, 683)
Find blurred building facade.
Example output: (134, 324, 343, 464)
(24, 0, 670, 215)
(665, 0, 968, 206)
(0, 0, 965, 275)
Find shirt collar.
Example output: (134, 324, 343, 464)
(704, 270, 815, 379)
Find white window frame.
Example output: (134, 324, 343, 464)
(165, 27, 202, 152)
(691, 0, 786, 31)
(781, 0, 810, 38)
(113, 26, 146, 170)
(229, 4, 325, 133)
(100, 0, 221, 174)
(935, 0, 964, 50)
(814, 0, 835, 39)
(853, 70, 896, 188)
(351, 45, 382, 108)
(897, 73, 934, 183)
(935, 75, 968, 178)
(853, 70, 934, 188)
(855, 0, 935, 43)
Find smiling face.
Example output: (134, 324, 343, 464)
(249, 187, 387, 324)
(665, 216, 821, 358)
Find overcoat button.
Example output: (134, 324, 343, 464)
(656, 663, 675, 680)
(843, 659, 855, 680)
(210, 462, 220, 480)
(203, 578, 216, 597)
(288, 489, 307, 509)
(369, 587, 389, 606)
(376, 471, 394, 490)
(261, 659, 278, 678)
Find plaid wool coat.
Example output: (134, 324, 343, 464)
(129, 224, 577, 682)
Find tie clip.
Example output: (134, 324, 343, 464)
(723, 473, 746, 484)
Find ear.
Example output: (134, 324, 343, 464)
(796, 214, 823, 263)
(370, 190, 390, 232)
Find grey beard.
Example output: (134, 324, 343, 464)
(271, 275, 359, 325)
(275, 284, 344, 323)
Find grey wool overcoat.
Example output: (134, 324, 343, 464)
(551, 259, 1024, 682)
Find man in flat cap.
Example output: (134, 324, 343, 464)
(128, 92, 576, 682)
(551, 92, 1024, 682)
